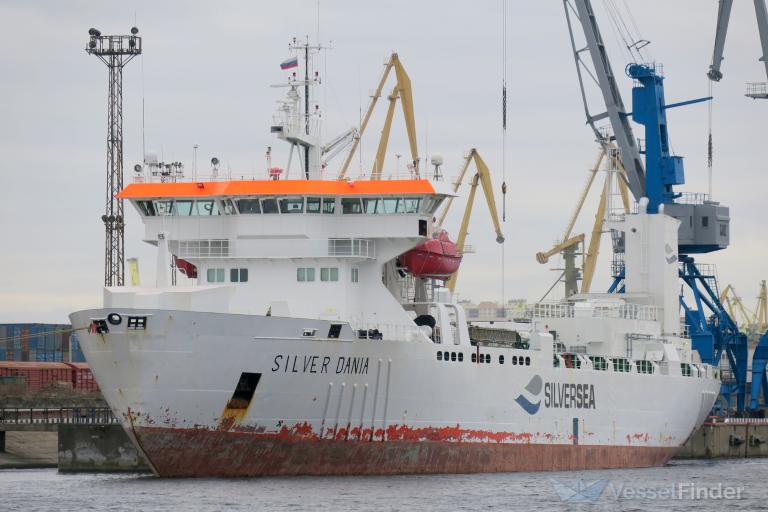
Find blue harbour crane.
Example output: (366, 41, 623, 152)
(563, 0, 754, 414)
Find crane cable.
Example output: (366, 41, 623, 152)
(708, 79, 714, 198)
(501, 0, 508, 308)
(501, 0, 508, 223)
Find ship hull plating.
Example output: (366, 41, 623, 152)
(135, 427, 678, 477)
(70, 309, 719, 477)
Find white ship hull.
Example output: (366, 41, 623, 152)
(70, 308, 719, 477)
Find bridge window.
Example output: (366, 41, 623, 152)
(421, 197, 443, 214)
(341, 198, 363, 214)
(222, 199, 237, 215)
(322, 198, 336, 214)
(194, 200, 220, 216)
(306, 197, 321, 213)
(230, 268, 248, 283)
(702, 216, 709, 228)
(155, 200, 174, 216)
(206, 268, 225, 283)
(137, 200, 156, 216)
(380, 198, 403, 214)
(403, 198, 421, 213)
(175, 200, 194, 216)
(363, 198, 379, 214)
(681, 363, 693, 377)
(237, 198, 261, 214)
(279, 197, 304, 214)
(261, 198, 279, 214)
(351, 268, 359, 283)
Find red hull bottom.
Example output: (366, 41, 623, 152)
(133, 427, 678, 477)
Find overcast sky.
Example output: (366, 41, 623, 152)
(0, 0, 766, 323)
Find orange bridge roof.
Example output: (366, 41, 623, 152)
(118, 179, 437, 199)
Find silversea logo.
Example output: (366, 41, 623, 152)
(515, 375, 596, 415)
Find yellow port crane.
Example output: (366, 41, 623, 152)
(436, 149, 504, 293)
(535, 143, 630, 297)
(757, 280, 768, 333)
(337, 53, 418, 180)
(720, 280, 768, 335)
(338, 55, 503, 294)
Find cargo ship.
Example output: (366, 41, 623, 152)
(70, 44, 719, 477)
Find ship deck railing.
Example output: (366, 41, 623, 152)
(170, 238, 376, 260)
(530, 302, 659, 322)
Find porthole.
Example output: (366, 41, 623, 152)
(485, 354, 491, 364)
(471, 353, 477, 363)
(437, 352, 442, 361)
(512, 355, 518, 365)
(458, 353, 464, 362)
(443, 351, 449, 361)
(499, 355, 505, 365)
(107, 313, 122, 326)
(525, 356, 531, 366)
(451, 352, 457, 362)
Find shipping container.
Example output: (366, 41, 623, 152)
(0, 362, 73, 391)
(70, 333, 86, 363)
(69, 363, 99, 392)
(0, 324, 74, 362)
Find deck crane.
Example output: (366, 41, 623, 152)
(337, 53, 419, 180)
(563, 0, 750, 412)
(320, 127, 358, 171)
(435, 149, 504, 293)
(708, 0, 768, 99)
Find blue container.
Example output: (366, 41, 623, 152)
(70, 333, 86, 363)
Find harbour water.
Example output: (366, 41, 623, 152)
(1, 459, 767, 511)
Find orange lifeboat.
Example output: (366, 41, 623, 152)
(400, 230, 462, 279)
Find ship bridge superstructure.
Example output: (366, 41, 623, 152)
(111, 178, 453, 341)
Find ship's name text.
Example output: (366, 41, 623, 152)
(271, 354, 370, 375)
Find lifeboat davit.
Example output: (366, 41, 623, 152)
(400, 230, 462, 279)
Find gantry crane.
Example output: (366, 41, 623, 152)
(435, 149, 504, 293)
(708, 0, 768, 99)
(564, 0, 750, 412)
(337, 53, 418, 180)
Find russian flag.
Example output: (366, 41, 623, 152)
(280, 56, 299, 70)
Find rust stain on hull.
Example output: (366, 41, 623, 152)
(134, 426, 678, 478)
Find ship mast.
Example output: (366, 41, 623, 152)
(289, 37, 324, 179)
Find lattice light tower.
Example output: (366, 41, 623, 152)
(85, 27, 142, 286)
